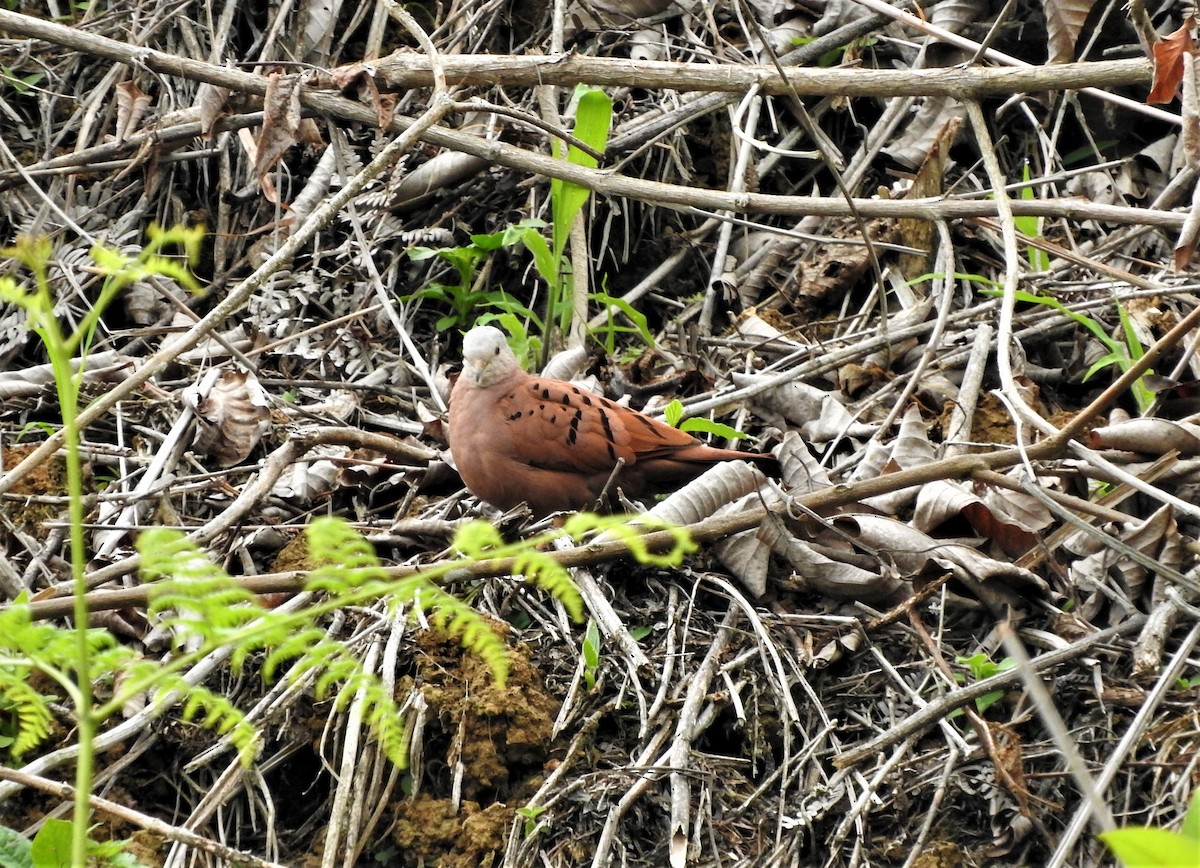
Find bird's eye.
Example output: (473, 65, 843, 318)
(494, 347, 500, 355)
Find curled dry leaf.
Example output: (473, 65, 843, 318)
(114, 81, 151, 144)
(732, 312, 809, 351)
(758, 17, 810, 55)
(928, 0, 989, 36)
(847, 438, 893, 488)
(337, 447, 425, 491)
(299, 0, 340, 62)
(123, 281, 171, 325)
(636, 460, 769, 526)
(711, 506, 783, 597)
(587, 0, 677, 19)
(778, 529, 906, 601)
(188, 369, 273, 467)
(829, 514, 1048, 598)
(980, 471, 1055, 533)
(391, 151, 489, 209)
(859, 404, 935, 515)
(1174, 126, 1200, 269)
(709, 485, 904, 600)
(294, 389, 361, 422)
(540, 342, 591, 381)
(913, 479, 1043, 557)
(883, 96, 968, 171)
(775, 431, 833, 497)
(1087, 417, 1200, 454)
(1149, 22, 1195, 104)
(1184, 51, 1200, 171)
(194, 83, 230, 139)
(272, 445, 347, 500)
(863, 295, 934, 371)
(1069, 505, 1179, 622)
(387, 112, 492, 207)
(734, 372, 876, 444)
(1043, 0, 1096, 63)
(256, 72, 303, 202)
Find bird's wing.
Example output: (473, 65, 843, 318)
(489, 376, 697, 475)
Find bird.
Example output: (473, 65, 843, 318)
(447, 325, 775, 515)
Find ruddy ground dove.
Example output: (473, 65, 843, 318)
(447, 325, 775, 515)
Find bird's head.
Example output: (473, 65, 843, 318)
(460, 325, 521, 388)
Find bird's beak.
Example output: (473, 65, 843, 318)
(463, 356, 489, 386)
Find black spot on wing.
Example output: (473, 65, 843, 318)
(632, 413, 670, 439)
(598, 408, 615, 444)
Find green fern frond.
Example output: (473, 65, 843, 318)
(510, 549, 584, 622)
(449, 520, 586, 621)
(140, 528, 221, 583)
(306, 516, 387, 590)
(140, 529, 264, 644)
(86, 646, 140, 689)
(366, 693, 412, 768)
(151, 673, 260, 764)
(0, 605, 119, 686)
(328, 668, 373, 712)
(311, 652, 363, 700)
(563, 512, 698, 567)
(334, 675, 412, 768)
(451, 520, 506, 556)
(0, 673, 54, 757)
(0, 605, 83, 662)
(261, 628, 326, 681)
(420, 587, 510, 686)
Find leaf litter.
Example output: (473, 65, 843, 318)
(0, 0, 1199, 866)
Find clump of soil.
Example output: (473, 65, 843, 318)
(1, 443, 67, 530)
(392, 795, 514, 868)
(388, 619, 559, 865)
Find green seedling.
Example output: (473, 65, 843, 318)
(1100, 788, 1200, 868)
(1015, 162, 1051, 272)
(544, 84, 612, 341)
(582, 620, 601, 691)
(0, 817, 149, 868)
(405, 228, 544, 341)
(517, 804, 549, 839)
(404, 241, 528, 332)
(663, 398, 749, 441)
(1, 226, 203, 866)
(951, 652, 1015, 717)
(589, 289, 655, 355)
(905, 271, 1004, 291)
(0, 65, 44, 95)
(980, 287, 1155, 413)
